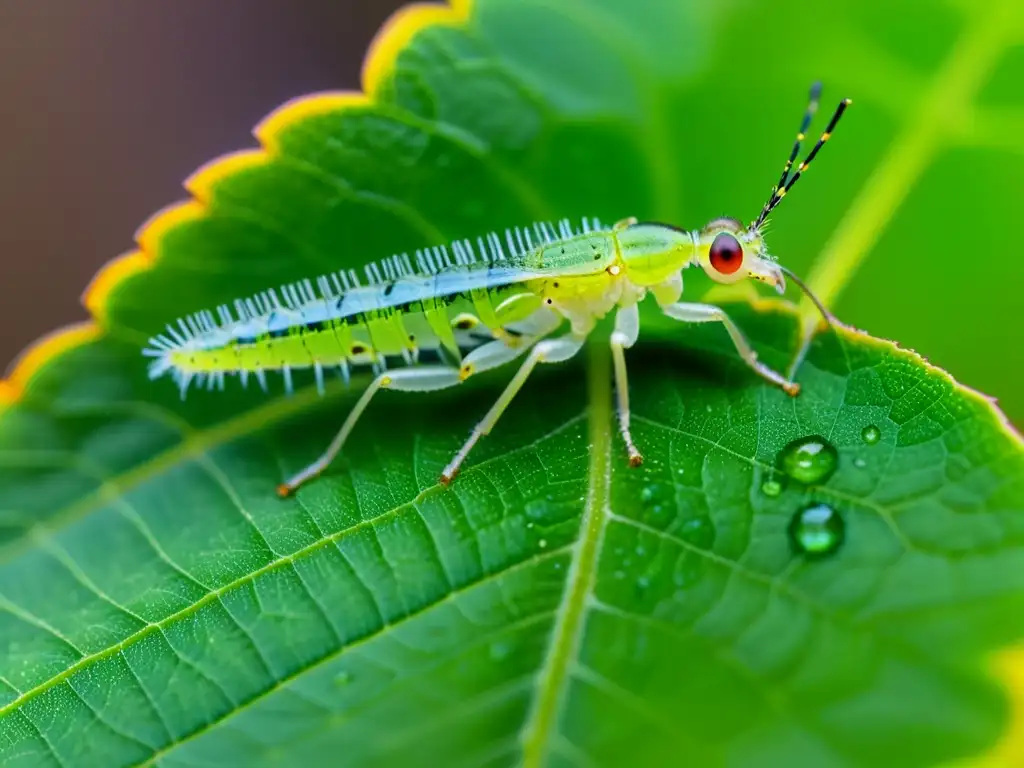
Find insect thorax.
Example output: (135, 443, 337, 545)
(522, 231, 618, 274)
(616, 223, 696, 286)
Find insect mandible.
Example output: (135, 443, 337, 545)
(144, 82, 852, 496)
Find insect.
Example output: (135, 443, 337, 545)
(144, 82, 851, 496)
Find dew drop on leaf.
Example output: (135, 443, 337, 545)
(672, 559, 701, 590)
(761, 478, 783, 497)
(635, 575, 651, 597)
(862, 425, 881, 445)
(639, 483, 673, 526)
(679, 515, 715, 549)
(778, 435, 838, 484)
(789, 502, 845, 557)
(334, 671, 352, 686)
(854, 457, 867, 469)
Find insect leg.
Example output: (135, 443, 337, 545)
(610, 303, 643, 467)
(661, 302, 800, 395)
(277, 365, 461, 497)
(440, 333, 587, 485)
(458, 308, 562, 379)
(458, 337, 537, 380)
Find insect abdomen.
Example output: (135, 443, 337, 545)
(145, 217, 607, 396)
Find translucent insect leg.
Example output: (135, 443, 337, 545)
(661, 302, 800, 396)
(277, 366, 462, 497)
(458, 337, 535, 381)
(440, 333, 586, 485)
(458, 309, 562, 380)
(609, 303, 643, 467)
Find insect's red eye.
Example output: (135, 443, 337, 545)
(709, 232, 744, 275)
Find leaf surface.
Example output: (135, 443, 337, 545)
(1, 1, 1023, 766)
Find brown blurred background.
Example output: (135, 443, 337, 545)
(0, 0, 406, 368)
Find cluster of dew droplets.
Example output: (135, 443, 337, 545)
(768, 425, 883, 557)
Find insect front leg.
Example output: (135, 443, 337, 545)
(277, 365, 462, 497)
(661, 302, 800, 395)
(440, 333, 587, 485)
(610, 303, 643, 467)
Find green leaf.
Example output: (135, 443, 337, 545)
(2, 1, 1023, 766)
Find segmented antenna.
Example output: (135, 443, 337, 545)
(753, 82, 852, 229)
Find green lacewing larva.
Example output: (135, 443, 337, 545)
(144, 82, 851, 497)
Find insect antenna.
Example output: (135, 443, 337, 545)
(754, 82, 852, 229)
(778, 264, 835, 327)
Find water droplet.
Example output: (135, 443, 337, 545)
(761, 478, 783, 497)
(853, 457, 866, 469)
(672, 559, 701, 589)
(526, 522, 535, 529)
(538, 538, 548, 549)
(789, 502, 844, 557)
(861, 425, 881, 445)
(635, 545, 647, 557)
(635, 575, 651, 597)
(639, 483, 673, 527)
(334, 671, 352, 686)
(490, 642, 512, 661)
(778, 435, 838, 485)
(679, 515, 715, 549)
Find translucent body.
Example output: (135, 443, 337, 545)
(145, 215, 800, 493)
(144, 82, 852, 494)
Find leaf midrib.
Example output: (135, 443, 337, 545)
(519, 340, 614, 766)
